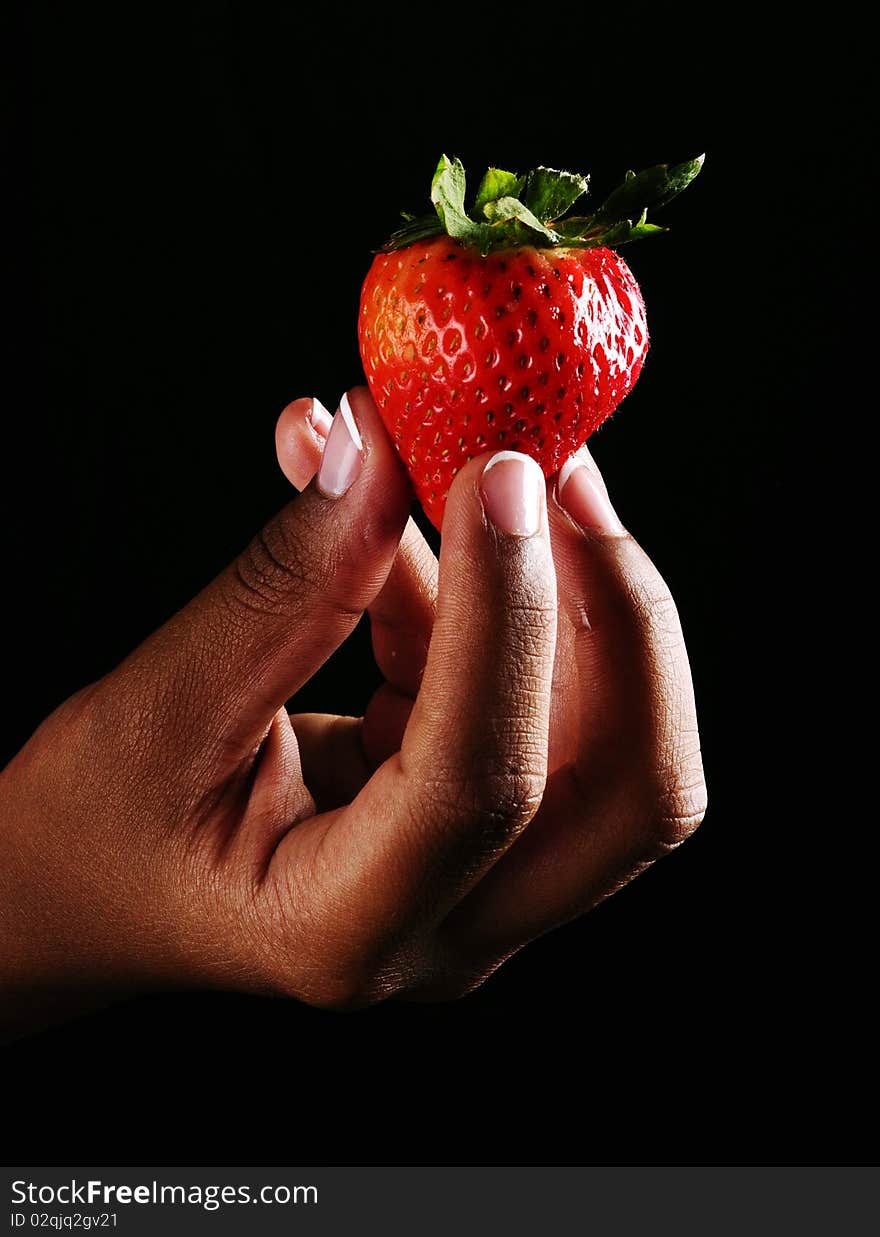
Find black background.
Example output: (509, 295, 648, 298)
(3, 5, 870, 1163)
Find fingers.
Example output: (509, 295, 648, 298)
(276, 395, 438, 696)
(368, 519, 437, 696)
(275, 396, 333, 491)
(442, 444, 707, 956)
(289, 712, 371, 810)
(288, 685, 419, 814)
(118, 387, 412, 761)
(287, 450, 558, 941)
(553, 446, 705, 811)
(397, 451, 557, 903)
(276, 397, 437, 779)
(232, 709, 316, 866)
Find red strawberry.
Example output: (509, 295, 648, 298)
(359, 154, 703, 529)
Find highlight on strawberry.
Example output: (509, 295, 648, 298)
(358, 153, 703, 529)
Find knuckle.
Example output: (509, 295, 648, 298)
(255, 866, 409, 1011)
(294, 952, 411, 1012)
(474, 767, 546, 831)
(266, 891, 420, 1011)
(229, 516, 322, 616)
(298, 972, 382, 1012)
(404, 764, 545, 889)
(643, 761, 708, 852)
(438, 763, 546, 843)
(226, 505, 377, 626)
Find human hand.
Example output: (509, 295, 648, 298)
(276, 393, 708, 987)
(0, 387, 705, 1037)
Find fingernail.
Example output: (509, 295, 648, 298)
(308, 397, 333, 440)
(557, 454, 624, 534)
(577, 445, 609, 492)
(316, 392, 363, 499)
(480, 450, 544, 537)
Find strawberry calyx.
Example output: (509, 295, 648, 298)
(383, 154, 704, 256)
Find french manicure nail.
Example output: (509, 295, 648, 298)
(308, 396, 333, 440)
(557, 454, 624, 534)
(480, 450, 544, 537)
(577, 445, 609, 493)
(317, 392, 364, 498)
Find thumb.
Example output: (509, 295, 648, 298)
(116, 386, 412, 758)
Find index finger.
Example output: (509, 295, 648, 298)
(275, 393, 438, 697)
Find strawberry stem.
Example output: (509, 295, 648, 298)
(382, 154, 704, 256)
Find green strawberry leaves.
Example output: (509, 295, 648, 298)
(474, 167, 524, 214)
(593, 155, 704, 224)
(524, 167, 590, 223)
(430, 156, 494, 249)
(482, 196, 559, 242)
(429, 155, 550, 249)
(381, 153, 704, 255)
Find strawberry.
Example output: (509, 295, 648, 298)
(358, 154, 703, 529)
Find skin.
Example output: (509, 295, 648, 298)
(0, 387, 706, 1039)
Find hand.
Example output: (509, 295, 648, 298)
(276, 393, 708, 988)
(0, 387, 706, 1037)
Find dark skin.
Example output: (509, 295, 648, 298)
(0, 387, 706, 1039)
